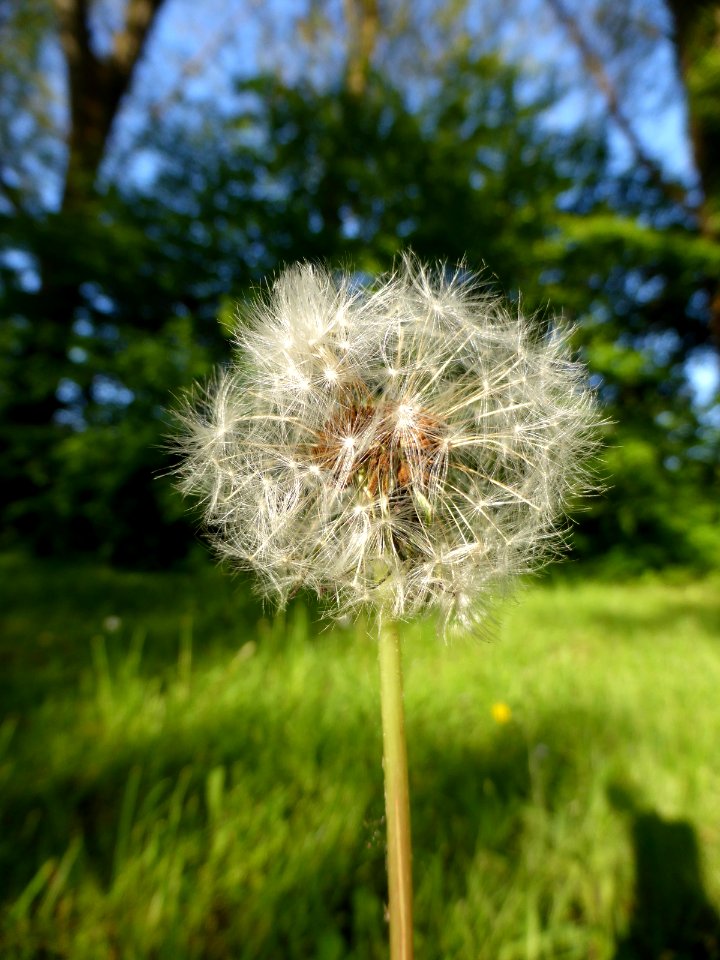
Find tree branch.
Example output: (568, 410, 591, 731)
(545, 0, 691, 212)
(108, 0, 166, 108)
(146, 4, 250, 121)
(344, 0, 379, 97)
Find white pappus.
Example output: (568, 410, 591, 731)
(175, 256, 600, 633)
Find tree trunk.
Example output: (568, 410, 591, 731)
(1, 0, 166, 543)
(666, 0, 720, 341)
(55, 0, 165, 211)
(21, 0, 167, 423)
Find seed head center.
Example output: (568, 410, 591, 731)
(312, 387, 446, 499)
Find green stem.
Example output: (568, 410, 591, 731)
(378, 619, 414, 960)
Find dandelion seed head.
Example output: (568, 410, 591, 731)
(175, 256, 600, 633)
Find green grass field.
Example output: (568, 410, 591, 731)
(1, 555, 719, 959)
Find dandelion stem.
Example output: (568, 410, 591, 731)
(378, 618, 414, 960)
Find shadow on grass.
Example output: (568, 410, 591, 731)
(1, 696, 532, 883)
(1, 694, 595, 960)
(0, 559, 264, 715)
(609, 785, 720, 960)
(2, 555, 719, 957)
(4, 697, 720, 958)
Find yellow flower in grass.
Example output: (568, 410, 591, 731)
(491, 701, 512, 724)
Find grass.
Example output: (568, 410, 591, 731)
(1, 554, 720, 959)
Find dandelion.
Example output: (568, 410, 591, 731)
(174, 255, 599, 960)
(177, 258, 597, 631)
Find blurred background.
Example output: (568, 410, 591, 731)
(1, 2, 720, 958)
(1, 0, 719, 571)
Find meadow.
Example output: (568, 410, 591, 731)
(1, 553, 719, 959)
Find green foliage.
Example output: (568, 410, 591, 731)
(1, 558, 719, 958)
(576, 436, 720, 574)
(1, 37, 719, 568)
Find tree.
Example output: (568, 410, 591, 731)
(1, 0, 171, 552)
(519, 0, 720, 569)
(1, 0, 718, 569)
(666, 0, 720, 336)
(544, 0, 720, 344)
